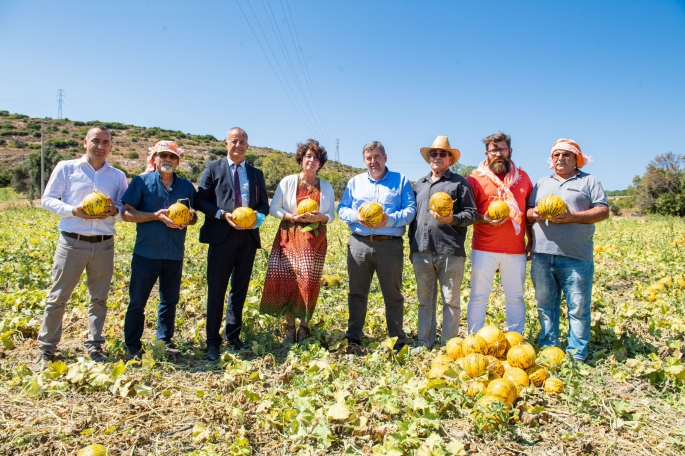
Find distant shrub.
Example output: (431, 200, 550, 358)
(73, 121, 86, 126)
(32, 132, 41, 138)
(47, 138, 79, 149)
(28, 143, 41, 149)
(245, 151, 259, 166)
(0, 139, 6, 146)
(131, 137, 138, 142)
(11, 145, 63, 200)
(127, 151, 139, 159)
(45, 125, 57, 133)
(60, 129, 69, 134)
(0, 131, 29, 136)
(0, 110, 9, 116)
(8, 114, 28, 120)
(9, 140, 26, 149)
(0, 168, 12, 187)
(0, 122, 13, 129)
(26, 121, 40, 131)
(111, 163, 130, 178)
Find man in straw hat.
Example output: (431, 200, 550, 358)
(338, 141, 416, 352)
(526, 138, 609, 363)
(466, 132, 533, 335)
(408, 136, 476, 352)
(121, 140, 197, 360)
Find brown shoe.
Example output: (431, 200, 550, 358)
(88, 347, 108, 363)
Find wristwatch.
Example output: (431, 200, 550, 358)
(220, 210, 227, 219)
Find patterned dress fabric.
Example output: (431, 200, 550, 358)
(260, 179, 327, 322)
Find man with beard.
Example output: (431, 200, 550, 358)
(121, 141, 197, 360)
(466, 132, 533, 335)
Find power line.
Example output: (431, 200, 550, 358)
(235, 0, 321, 141)
(260, 0, 332, 144)
(281, 0, 335, 140)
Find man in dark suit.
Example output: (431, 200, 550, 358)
(196, 127, 269, 361)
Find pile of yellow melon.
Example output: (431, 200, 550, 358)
(427, 325, 567, 429)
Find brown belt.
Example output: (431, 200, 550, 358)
(354, 233, 401, 242)
(61, 231, 113, 243)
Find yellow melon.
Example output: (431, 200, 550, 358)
(462, 334, 488, 355)
(77, 444, 108, 456)
(168, 199, 191, 225)
(464, 379, 488, 397)
(539, 346, 566, 372)
(445, 337, 465, 360)
(429, 192, 454, 217)
(82, 190, 108, 216)
(462, 353, 488, 378)
(431, 354, 453, 369)
(358, 202, 384, 226)
(503, 331, 523, 351)
(485, 378, 518, 407)
(476, 325, 508, 358)
(507, 342, 536, 370)
(297, 198, 319, 214)
(543, 377, 565, 394)
(537, 194, 567, 219)
(487, 200, 509, 220)
(504, 367, 530, 396)
(473, 395, 509, 430)
(485, 355, 505, 377)
(525, 364, 548, 387)
(232, 207, 256, 228)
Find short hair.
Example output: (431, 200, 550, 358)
(226, 127, 248, 141)
(295, 138, 328, 170)
(482, 132, 511, 149)
(85, 126, 112, 141)
(362, 140, 385, 155)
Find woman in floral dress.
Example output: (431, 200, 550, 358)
(260, 139, 336, 345)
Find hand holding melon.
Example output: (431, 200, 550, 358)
(76, 190, 115, 219)
(357, 202, 387, 228)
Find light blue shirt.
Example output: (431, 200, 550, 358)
(41, 155, 128, 235)
(214, 158, 250, 219)
(338, 167, 416, 236)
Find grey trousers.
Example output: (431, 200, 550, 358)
(37, 234, 115, 352)
(412, 252, 465, 347)
(346, 234, 406, 343)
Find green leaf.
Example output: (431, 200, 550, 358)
(111, 360, 126, 379)
(381, 337, 398, 350)
(141, 352, 156, 369)
(134, 383, 153, 396)
(327, 401, 351, 420)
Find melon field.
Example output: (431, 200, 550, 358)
(0, 207, 684, 455)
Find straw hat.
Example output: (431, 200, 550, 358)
(420, 136, 460, 164)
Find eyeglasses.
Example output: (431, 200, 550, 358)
(157, 153, 178, 160)
(552, 152, 573, 159)
(487, 148, 510, 156)
(429, 151, 449, 158)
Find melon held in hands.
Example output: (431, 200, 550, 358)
(232, 207, 257, 228)
(297, 198, 319, 215)
(82, 190, 109, 216)
(537, 194, 567, 219)
(358, 202, 384, 227)
(168, 199, 191, 225)
(487, 200, 510, 220)
(429, 192, 454, 217)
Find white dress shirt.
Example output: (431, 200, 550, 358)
(42, 155, 128, 235)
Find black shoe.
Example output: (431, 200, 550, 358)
(346, 336, 362, 346)
(126, 346, 142, 361)
(394, 341, 406, 353)
(207, 345, 220, 361)
(165, 344, 181, 359)
(88, 347, 108, 363)
(228, 338, 246, 350)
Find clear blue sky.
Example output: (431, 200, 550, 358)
(1, 0, 684, 190)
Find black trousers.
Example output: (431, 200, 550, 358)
(205, 230, 258, 348)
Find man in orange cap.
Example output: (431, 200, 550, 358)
(526, 138, 609, 363)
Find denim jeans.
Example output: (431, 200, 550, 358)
(124, 254, 183, 350)
(530, 252, 594, 361)
(467, 250, 527, 335)
(413, 252, 465, 347)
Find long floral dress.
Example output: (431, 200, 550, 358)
(259, 179, 327, 322)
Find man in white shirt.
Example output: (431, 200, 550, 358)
(36, 126, 128, 370)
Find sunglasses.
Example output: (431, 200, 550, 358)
(429, 151, 449, 158)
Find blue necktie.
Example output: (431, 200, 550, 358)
(233, 163, 242, 207)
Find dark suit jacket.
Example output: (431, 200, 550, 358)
(196, 158, 269, 247)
